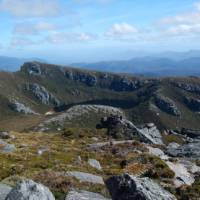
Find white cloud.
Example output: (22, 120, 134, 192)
(11, 37, 38, 46)
(14, 22, 56, 35)
(157, 1, 200, 37)
(105, 23, 138, 40)
(46, 32, 97, 44)
(0, 0, 61, 17)
(166, 24, 200, 36)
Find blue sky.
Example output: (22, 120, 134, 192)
(0, 0, 200, 63)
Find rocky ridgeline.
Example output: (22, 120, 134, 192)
(155, 95, 181, 116)
(25, 83, 60, 106)
(97, 115, 163, 145)
(65, 68, 144, 91)
(65, 70, 98, 86)
(22, 62, 148, 92)
(21, 62, 44, 76)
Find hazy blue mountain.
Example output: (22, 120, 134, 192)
(0, 56, 45, 71)
(72, 56, 200, 77)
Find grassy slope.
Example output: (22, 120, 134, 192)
(0, 62, 200, 131)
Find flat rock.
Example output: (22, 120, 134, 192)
(105, 174, 177, 200)
(66, 171, 104, 185)
(147, 146, 169, 160)
(5, 180, 55, 200)
(166, 161, 195, 187)
(65, 190, 110, 200)
(88, 159, 102, 171)
(0, 183, 12, 200)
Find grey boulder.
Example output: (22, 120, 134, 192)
(6, 180, 55, 200)
(105, 174, 177, 200)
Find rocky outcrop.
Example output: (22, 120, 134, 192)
(65, 70, 97, 86)
(25, 83, 60, 106)
(97, 115, 163, 145)
(110, 78, 141, 91)
(65, 190, 110, 200)
(155, 95, 181, 116)
(105, 174, 177, 200)
(167, 140, 200, 159)
(6, 180, 55, 200)
(9, 100, 37, 114)
(38, 105, 124, 129)
(181, 128, 200, 138)
(0, 183, 12, 200)
(21, 62, 42, 76)
(173, 82, 200, 95)
(184, 97, 200, 112)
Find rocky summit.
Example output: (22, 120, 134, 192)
(0, 61, 200, 200)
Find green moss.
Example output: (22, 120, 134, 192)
(177, 180, 200, 200)
(162, 134, 184, 145)
(142, 154, 175, 179)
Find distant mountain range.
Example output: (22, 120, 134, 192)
(0, 56, 45, 71)
(1, 50, 200, 76)
(72, 50, 200, 77)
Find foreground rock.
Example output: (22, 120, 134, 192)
(0, 183, 12, 200)
(97, 115, 163, 145)
(106, 174, 177, 200)
(167, 140, 200, 159)
(65, 171, 104, 185)
(6, 180, 55, 200)
(65, 190, 110, 200)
